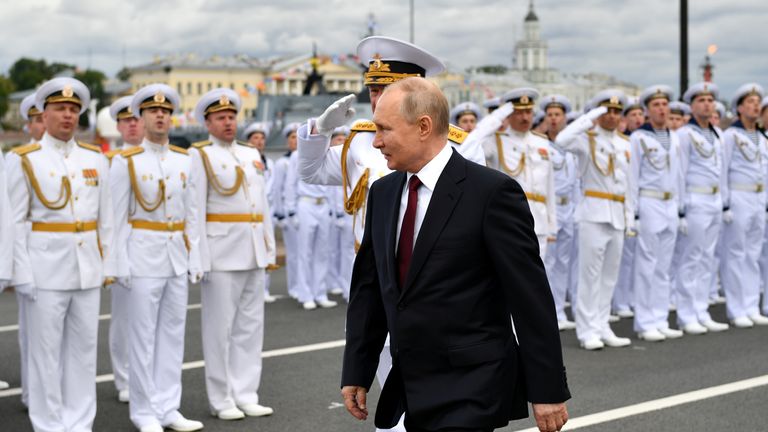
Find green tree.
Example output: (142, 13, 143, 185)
(0, 74, 15, 119)
(116, 67, 132, 82)
(9, 58, 49, 90)
(474, 64, 509, 75)
(74, 69, 107, 127)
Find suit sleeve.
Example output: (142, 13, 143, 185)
(483, 177, 570, 404)
(341, 181, 388, 390)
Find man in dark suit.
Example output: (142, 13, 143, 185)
(341, 77, 570, 432)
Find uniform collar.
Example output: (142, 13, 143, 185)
(143, 137, 169, 154)
(595, 125, 615, 137)
(209, 134, 234, 147)
(509, 128, 528, 139)
(41, 132, 75, 156)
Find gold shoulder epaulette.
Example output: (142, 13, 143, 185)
(12, 142, 41, 156)
(192, 140, 212, 149)
(351, 121, 376, 132)
(236, 140, 252, 147)
(122, 146, 144, 157)
(447, 124, 468, 145)
(169, 145, 189, 155)
(617, 132, 630, 141)
(105, 149, 122, 160)
(532, 131, 549, 140)
(77, 141, 102, 153)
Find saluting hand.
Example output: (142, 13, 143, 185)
(585, 106, 608, 123)
(316, 94, 357, 136)
(341, 385, 369, 421)
(533, 402, 568, 432)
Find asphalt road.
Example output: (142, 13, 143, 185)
(1, 268, 767, 431)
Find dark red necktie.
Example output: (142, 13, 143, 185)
(397, 175, 421, 289)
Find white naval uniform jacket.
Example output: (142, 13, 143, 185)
(550, 142, 580, 226)
(296, 119, 485, 244)
(676, 120, 726, 213)
(189, 137, 276, 272)
(629, 124, 685, 233)
(721, 121, 767, 208)
(556, 117, 634, 231)
(5, 133, 115, 289)
(486, 129, 558, 237)
(109, 139, 201, 278)
(0, 153, 15, 284)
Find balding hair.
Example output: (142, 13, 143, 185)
(384, 77, 449, 137)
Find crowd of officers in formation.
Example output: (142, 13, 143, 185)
(1, 34, 768, 432)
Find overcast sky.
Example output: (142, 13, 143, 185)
(2, 0, 766, 99)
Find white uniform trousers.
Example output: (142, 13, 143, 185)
(327, 221, 342, 292)
(264, 215, 275, 298)
(720, 191, 766, 320)
(16, 292, 29, 406)
(574, 221, 624, 343)
(567, 225, 579, 306)
(129, 275, 188, 429)
(613, 235, 636, 313)
(545, 221, 576, 322)
(633, 214, 678, 333)
(295, 199, 331, 303)
(27, 287, 100, 432)
(337, 217, 356, 301)
(281, 223, 299, 298)
(675, 195, 722, 326)
(201, 270, 266, 413)
(109, 282, 130, 393)
(537, 234, 548, 261)
(761, 211, 768, 315)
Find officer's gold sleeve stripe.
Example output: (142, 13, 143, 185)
(169, 145, 189, 155)
(12, 142, 41, 156)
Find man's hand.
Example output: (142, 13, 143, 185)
(722, 209, 734, 224)
(317, 94, 357, 136)
(341, 386, 368, 420)
(491, 102, 515, 122)
(533, 403, 568, 432)
(585, 106, 608, 123)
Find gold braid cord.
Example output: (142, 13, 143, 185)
(21, 155, 71, 210)
(127, 156, 165, 212)
(496, 134, 526, 177)
(340, 131, 369, 215)
(198, 148, 244, 196)
(588, 133, 615, 177)
(640, 139, 670, 171)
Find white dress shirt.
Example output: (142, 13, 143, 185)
(396, 143, 453, 250)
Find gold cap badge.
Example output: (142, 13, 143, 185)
(219, 95, 230, 106)
(520, 95, 530, 104)
(62, 85, 74, 98)
(153, 91, 166, 103)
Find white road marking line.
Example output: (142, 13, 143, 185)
(0, 339, 346, 399)
(0, 303, 203, 333)
(328, 402, 345, 410)
(513, 374, 768, 431)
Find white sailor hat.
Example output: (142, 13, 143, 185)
(762, 96, 768, 112)
(357, 36, 445, 87)
(730, 83, 764, 110)
(449, 102, 483, 123)
(640, 85, 674, 107)
(714, 101, 726, 119)
(332, 126, 351, 137)
(20, 92, 41, 121)
(194, 88, 241, 125)
(502, 88, 539, 110)
(566, 111, 580, 124)
(623, 96, 643, 115)
(483, 97, 502, 111)
(244, 122, 270, 139)
(282, 122, 300, 137)
(668, 101, 690, 116)
(109, 95, 135, 121)
(682, 82, 719, 104)
(533, 109, 545, 126)
(34, 77, 90, 114)
(539, 94, 572, 114)
(587, 89, 627, 111)
(130, 83, 180, 118)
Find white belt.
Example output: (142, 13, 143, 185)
(300, 196, 327, 205)
(730, 183, 765, 193)
(687, 185, 719, 195)
(640, 189, 674, 200)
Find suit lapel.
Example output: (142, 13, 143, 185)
(399, 151, 465, 300)
(385, 172, 407, 291)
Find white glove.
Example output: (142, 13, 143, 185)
(490, 102, 514, 122)
(290, 216, 300, 229)
(723, 209, 734, 224)
(334, 215, 346, 228)
(15, 283, 37, 301)
(316, 94, 357, 136)
(678, 217, 688, 235)
(0, 280, 8, 292)
(189, 271, 204, 284)
(585, 106, 608, 123)
(117, 277, 131, 288)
